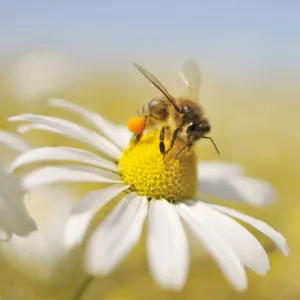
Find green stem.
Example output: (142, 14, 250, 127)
(71, 275, 95, 300)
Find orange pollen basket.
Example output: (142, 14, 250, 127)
(127, 116, 147, 134)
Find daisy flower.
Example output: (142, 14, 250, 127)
(9, 98, 289, 291)
(0, 131, 36, 241)
(0, 131, 78, 284)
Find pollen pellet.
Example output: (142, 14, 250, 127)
(118, 131, 197, 202)
(127, 116, 146, 134)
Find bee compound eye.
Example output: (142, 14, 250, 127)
(186, 123, 197, 133)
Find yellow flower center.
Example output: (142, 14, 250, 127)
(118, 130, 197, 202)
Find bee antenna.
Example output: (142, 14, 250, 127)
(203, 136, 220, 154)
(176, 139, 194, 155)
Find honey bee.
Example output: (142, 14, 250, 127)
(127, 61, 219, 157)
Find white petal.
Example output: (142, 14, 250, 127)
(0, 201, 36, 237)
(210, 205, 289, 256)
(0, 226, 11, 241)
(0, 168, 37, 238)
(198, 162, 275, 206)
(49, 98, 131, 150)
(185, 200, 269, 274)
(176, 203, 247, 291)
(198, 161, 244, 178)
(9, 146, 118, 173)
(0, 164, 25, 199)
(65, 184, 129, 247)
(18, 124, 62, 134)
(22, 165, 122, 189)
(9, 114, 121, 160)
(85, 194, 147, 275)
(147, 199, 189, 291)
(0, 131, 31, 153)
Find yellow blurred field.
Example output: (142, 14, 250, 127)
(0, 67, 299, 300)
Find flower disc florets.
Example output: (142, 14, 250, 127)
(118, 130, 197, 202)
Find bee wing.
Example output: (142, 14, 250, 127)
(179, 60, 201, 101)
(133, 62, 182, 113)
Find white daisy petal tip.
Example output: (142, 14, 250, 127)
(48, 97, 64, 105)
(233, 177, 277, 207)
(49, 97, 77, 108)
(8, 115, 24, 123)
(158, 280, 187, 292)
(17, 125, 30, 134)
(16, 124, 38, 134)
(0, 230, 12, 242)
(245, 179, 277, 206)
(27, 218, 38, 232)
(0, 131, 31, 153)
(236, 282, 248, 293)
(277, 237, 290, 257)
(64, 212, 91, 248)
(252, 261, 270, 276)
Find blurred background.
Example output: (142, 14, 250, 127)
(0, 1, 299, 299)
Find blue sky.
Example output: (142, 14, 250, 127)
(1, 1, 299, 74)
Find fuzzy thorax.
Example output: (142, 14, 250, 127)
(118, 130, 197, 202)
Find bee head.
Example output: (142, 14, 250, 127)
(186, 118, 211, 140)
(177, 118, 219, 155)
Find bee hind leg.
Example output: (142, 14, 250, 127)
(131, 115, 151, 145)
(132, 133, 143, 144)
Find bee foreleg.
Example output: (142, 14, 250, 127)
(166, 127, 180, 154)
(131, 115, 150, 145)
(159, 126, 166, 155)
